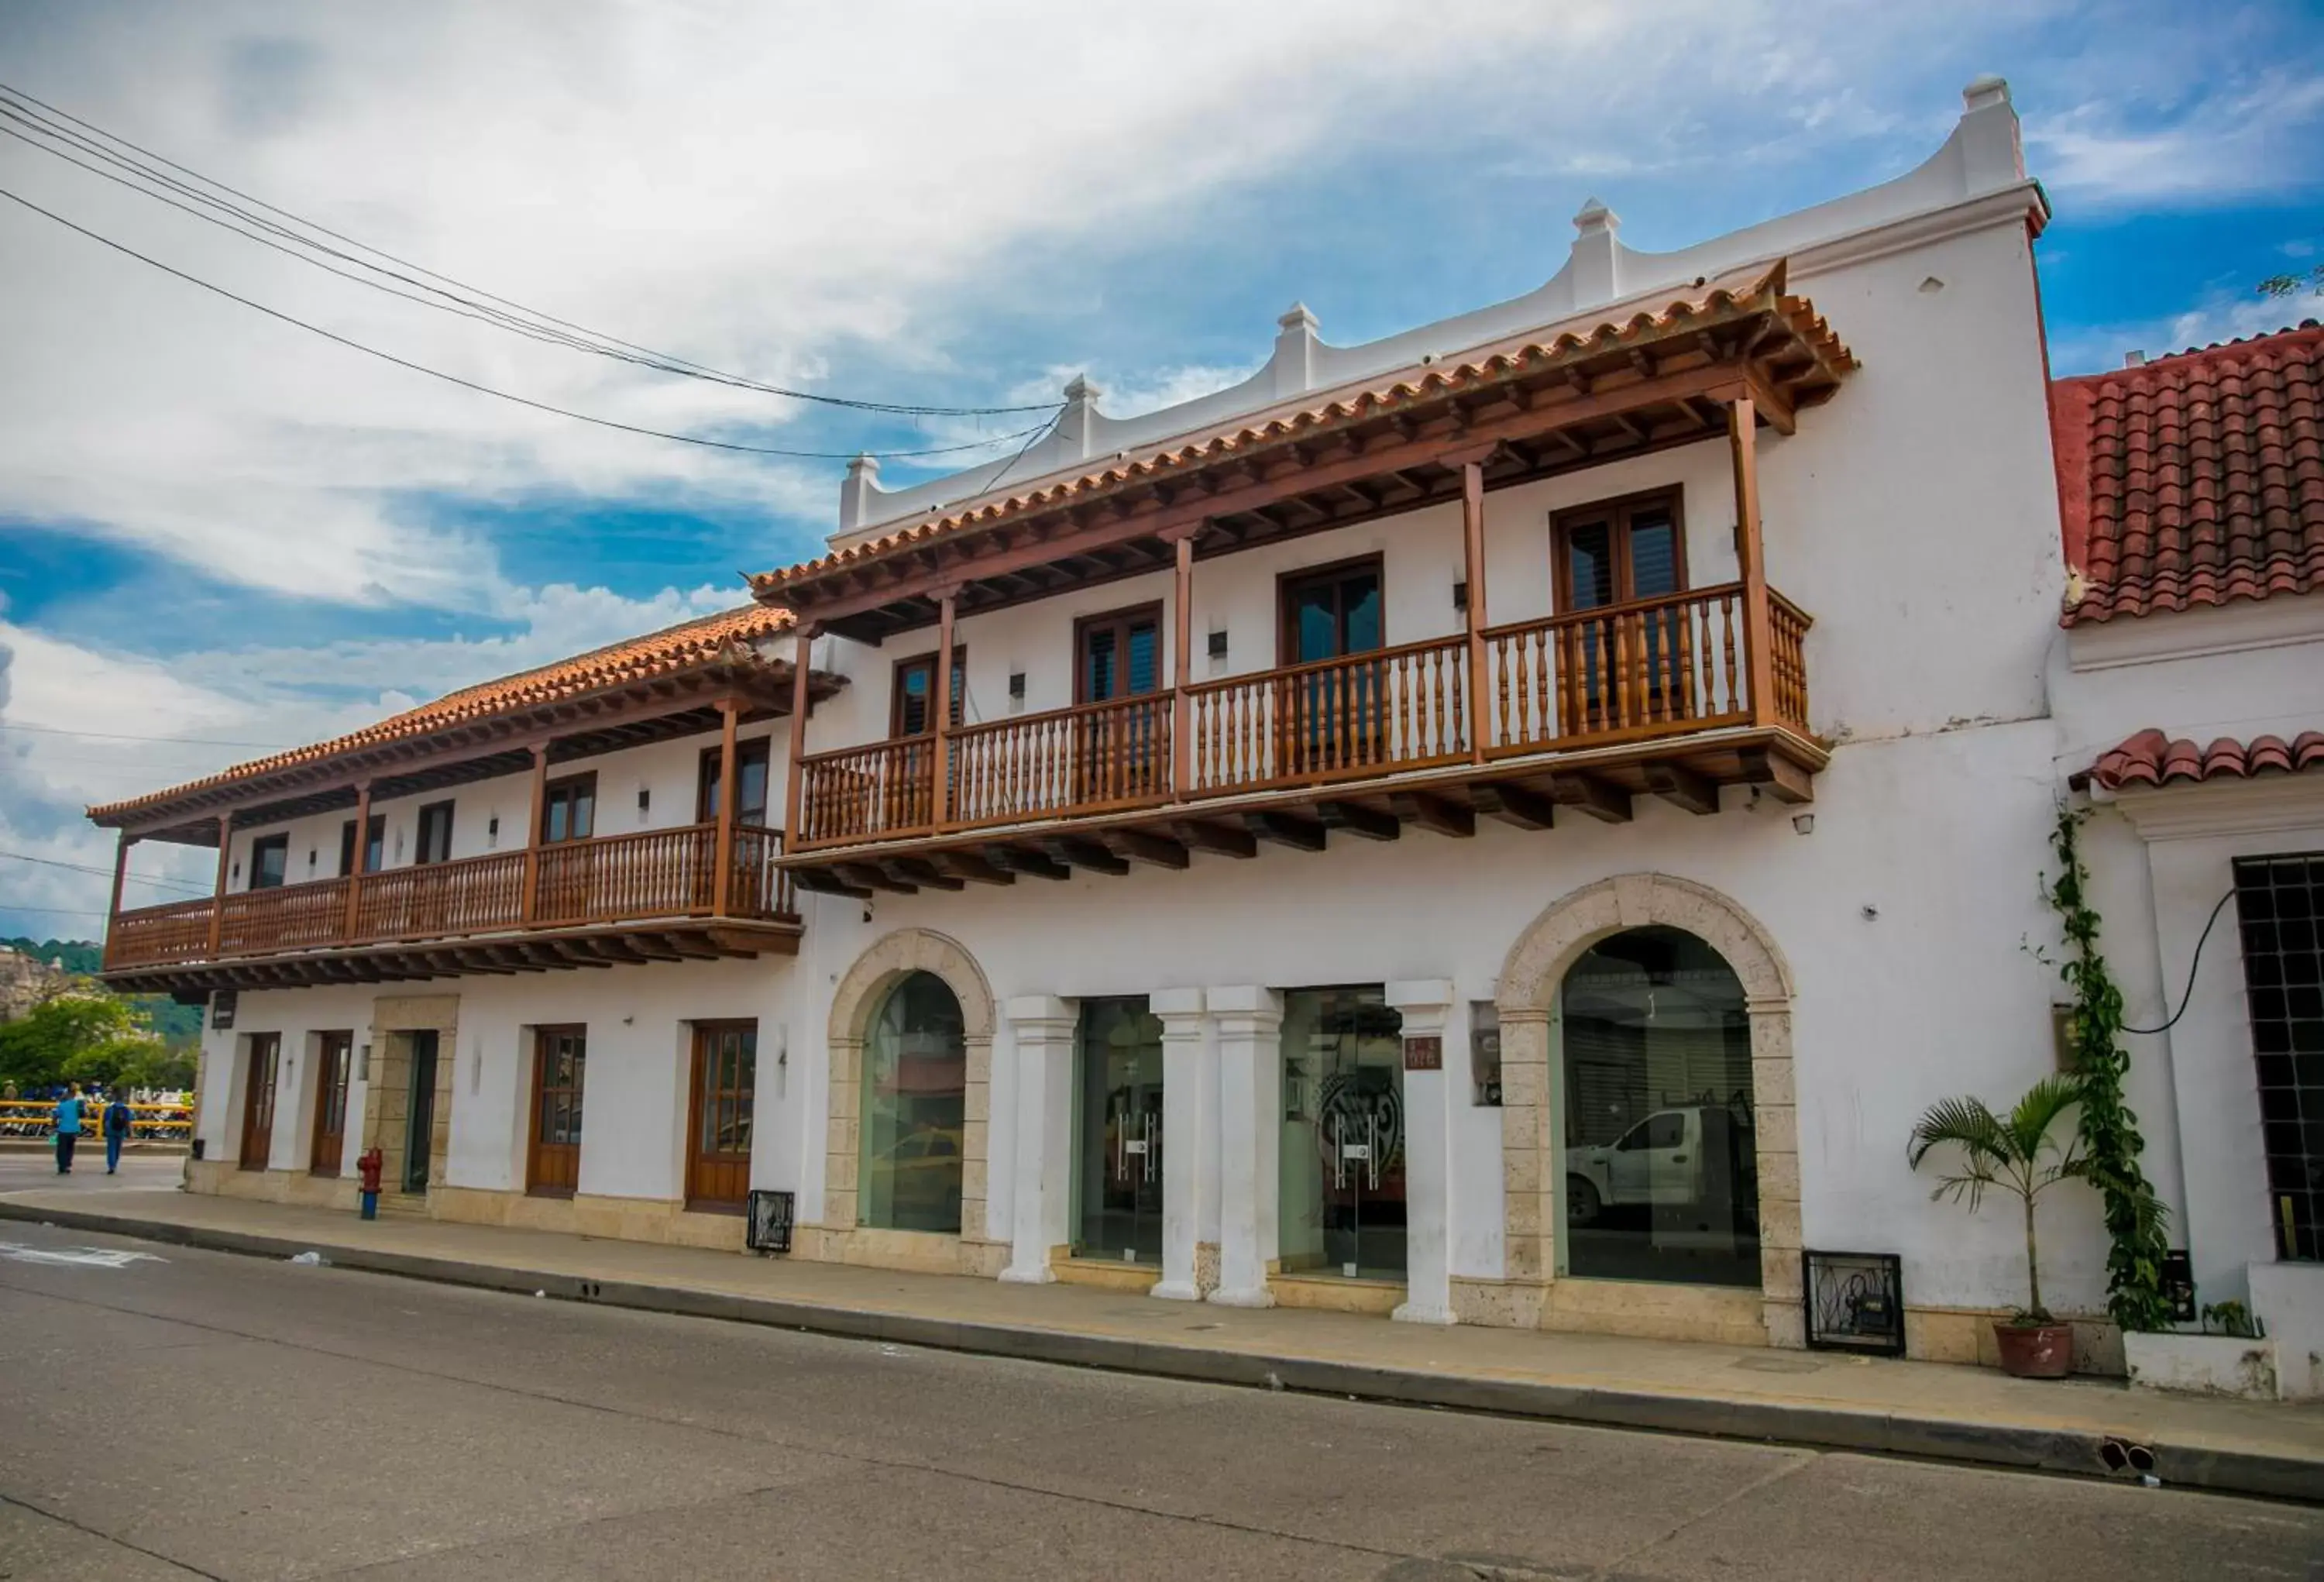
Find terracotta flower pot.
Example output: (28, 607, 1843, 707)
(1994, 1320, 2075, 1378)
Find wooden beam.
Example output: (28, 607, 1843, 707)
(786, 624, 816, 844)
(1246, 810, 1326, 851)
(930, 850, 1016, 886)
(887, 858, 966, 892)
(1043, 837, 1129, 876)
(792, 867, 874, 899)
(1318, 800, 1400, 841)
(1104, 828, 1190, 869)
(1391, 791, 1477, 838)
(1738, 748, 1815, 805)
(1171, 819, 1258, 858)
(991, 845, 1071, 882)
(1547, 772, 1633, 824)
(932, 590, 957, 827)
(713, 697, 740, 916)
(105, 832, 132, 954)
(1470, 782, 1556, 831)
(1729, 396, 1777, 727)
(1644, 762, 1721, 816)
(836, 862, 917, 895)
(206, 813, 231, 958)
(342, 782, 372, 941)
(1171, 528, 1195, 801)
(521, 743, 550, 922)
(1462, 459, 1490, 763)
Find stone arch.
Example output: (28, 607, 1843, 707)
(817, 928, 1004, 1277)
(1493, 874, 1803, 1349)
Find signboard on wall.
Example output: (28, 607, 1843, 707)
(210, 989, 237, 1031)
(1401, 1035, 1442, 1072)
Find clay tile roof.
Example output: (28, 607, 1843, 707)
(88, 604, 792, 824)
(2090, 727, 2324, 790)
(751, 260, 1851, 600)
(2053, 322, 2324, 625)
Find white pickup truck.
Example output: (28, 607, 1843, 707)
(1565, 1105, 1752, 1226)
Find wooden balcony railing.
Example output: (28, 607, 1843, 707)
(791, 582, 1812, 854)
(104, 824, 796, 972)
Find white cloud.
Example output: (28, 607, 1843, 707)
(2025, 68, 2324, 207)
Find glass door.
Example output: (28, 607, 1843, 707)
(401, 1030, 438, 1193)
(1278, 560, 1384, 775)
(528, 1026, 586, 1197)
(1279, 988, 1407, 1281)
(1074, 997, 1164, 1264)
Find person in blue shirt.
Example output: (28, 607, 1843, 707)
(53, 1082, 84, 1174)
(102, 1089, 134, 1174)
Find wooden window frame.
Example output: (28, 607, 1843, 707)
(246, 833, 290, 891)
(526, 1023, 588, 1199)
(1276, 553, 1387, 666)
(414, 800, 456, 866)
(696, 738, 772, 825)
(338, 814, 385, 878)
(1072, 600, 1166, 704)
(1550, 487, 1689, 612)
(539, 771, 597, 845)
(889, 645, 967, 738)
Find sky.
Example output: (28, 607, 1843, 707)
(1, 0, 2320, 937)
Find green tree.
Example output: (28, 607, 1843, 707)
(2258, 265, 2323, 301)
(0, 992, 158, 1091)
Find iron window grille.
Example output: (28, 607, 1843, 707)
(1803, 1249, 1905, 1356)
(2232, 854, 2323, 1262)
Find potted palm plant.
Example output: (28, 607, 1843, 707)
(1907, 1076, 2085, 1378)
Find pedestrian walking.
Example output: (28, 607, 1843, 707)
(53, 1082, 84, 1175)
(103, 1088, 134, 1174)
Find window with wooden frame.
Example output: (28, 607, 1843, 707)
(338, 814, 385, 877)
(247, 833, 290, 891)
(686, 1020, 758, 1211)
(1071, 602, 1165, 803)
(540, 772, 596, 844)
(1552, 488, 1686, 612)
(1277, 555, 1385, 666)
(1276, 555, 1387, 773)
(414, 800, 456, 865)
(890, 646, 966, 738)
(1074, 602, 1163, 703)
(696, 738, 771, 826)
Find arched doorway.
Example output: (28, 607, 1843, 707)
(1558, 927, 1757, 1288)
(861, 971, 967, 1233)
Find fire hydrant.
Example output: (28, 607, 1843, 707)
(356, 1148, 384, 1220)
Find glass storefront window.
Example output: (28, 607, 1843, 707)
(861, 971, 966, 1233)
(1074, 997, 1164, 1263)
(1280, 987, 1407, 1281)
(1556, 927, 1758, 1287)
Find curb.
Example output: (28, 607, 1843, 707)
(3, 1199, 2314, 1504)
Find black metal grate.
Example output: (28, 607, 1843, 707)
(745, 1189, 796, 1255)
(1803, 1249, 1905, 1355)
(2233, 854, 2324, 1262)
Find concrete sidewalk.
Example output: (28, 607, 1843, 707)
(4, 1187, 2317, 1502)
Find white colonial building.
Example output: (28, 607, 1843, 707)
(89, 79, 2319, 1379)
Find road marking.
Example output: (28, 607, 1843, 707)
(0, 1242, 167, 1269)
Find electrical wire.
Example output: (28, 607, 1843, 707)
(0, 850, 211, 897)
(0, 903, 111, 917)
(0, 181, 1050, 463)
(0, 81, 1061, 420)
(0, 723, 290, 748)
(2123, 889, 2237, 1037)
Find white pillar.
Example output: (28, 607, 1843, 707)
(1386, 979, 1456, 1324)
(1208, 985, 1281, 1308)
(1150, 987, 1213, 1302)
(1000, 995, 1077, 1284)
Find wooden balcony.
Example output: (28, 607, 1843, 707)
(102, 824, 800, 995)
(786, 584, 1820, 895)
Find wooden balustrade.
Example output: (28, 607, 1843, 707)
(1186, 634, 1471, 796)
(103, 824, 799, 971)
(1769, 590, 1813, 734)
(796, 736, 937, 849)
(1483, 583, 1752, 755)
(951, 693, 1173, 829)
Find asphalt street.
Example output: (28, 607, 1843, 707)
(0, 1219, 2315, 1582)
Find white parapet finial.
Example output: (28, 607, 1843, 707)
(1963, 74, 2010, 112)
(1569, 197, 1623, 308)
(1272, 301, 1322, 397)
(838, 451, 882, 534)
(1573, 196, 1621, 236)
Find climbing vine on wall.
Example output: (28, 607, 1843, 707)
(2044, 804, 2173, 1333)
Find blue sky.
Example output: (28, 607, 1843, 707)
(1, 0, 2320, 933)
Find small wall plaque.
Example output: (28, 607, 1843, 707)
(211, 989, 238, 1030)
(1402, 1035, 1442, 1071)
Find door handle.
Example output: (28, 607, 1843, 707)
(1671, 1154, 1688, 1164)
(1143, 1113, 1157, 1183)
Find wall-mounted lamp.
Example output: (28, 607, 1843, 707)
(1452, 580, 1469, 614)
(1207, 630, 1229, 666)
(1792, 813, 1815, 835)
(487, 816, 500, 838)
(1008, 670, 1026, 705)
(307, 849, 318, 870)
(231, 862, 241, 881)
(356, 1043, 371, 1082)
(637, 787, 651, 813)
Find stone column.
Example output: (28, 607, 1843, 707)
(1150, 987, 1214, 1302)
(1498, 1006, 1554, 1329)
(822, 1035, 863, 1237)
(1387, 979, 1456, 1325)
(1750, 999, 1806, 1348)
(1001, 996, 1078, 1284)
(1208, 985, 1281, 1308)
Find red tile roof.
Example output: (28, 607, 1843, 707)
(88, 604, 793, 824)
(2091, 727, 2324, 790)
(2053, 322, 2324, 625)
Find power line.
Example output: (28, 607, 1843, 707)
(0, 181, 1056, 463)
(0, 722, 291, 748)
(0, 80, 1062, 421)
(0, 850, 211, 896)
(0, 903, 110, 917)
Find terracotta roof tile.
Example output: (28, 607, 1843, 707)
(88, 604, 792, 823)
(2090, 727, 2324, 789)
(751, 261, 1852, 600)
(2054, 322, 2324, 625)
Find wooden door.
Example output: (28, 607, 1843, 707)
(239, 1032, 280, 1171)
(310, 1030, 352, 1176)
(686, 1021, 757, 1210)
(1074, 604, 1163, 803)
(527, 1025, 586, 1197)
(1277, 558, 1384, 775)
(1554, 491, 1689, 727)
